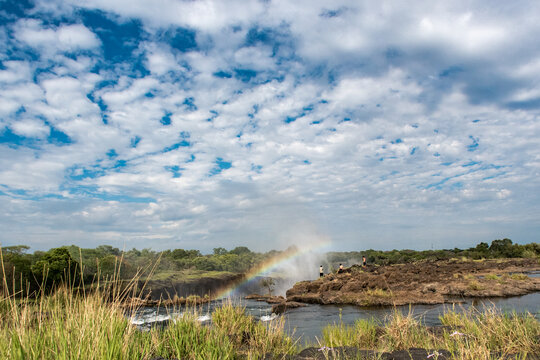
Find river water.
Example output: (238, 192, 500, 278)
(131, 291, 540, 344)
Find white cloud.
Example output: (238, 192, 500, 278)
(10, 118, 50, 138)
(0, 61, 32, 83)
(14, 19, 100, 54)
(1, 0, 540, 252)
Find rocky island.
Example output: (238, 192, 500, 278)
(273, 258, 540, 312)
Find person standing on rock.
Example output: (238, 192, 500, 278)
(319, 265, 324, 278)
(338, 264, 344, 273)
(362, 256, 366, 266)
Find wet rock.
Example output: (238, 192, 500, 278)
(271, 301, 308, 314)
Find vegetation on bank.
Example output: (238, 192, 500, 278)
(327, 238, 540, 269)
(0, 286, 296, 359)
(1, 246, 539, 359)
(0, 245, 275, 295)
(1, 239, 538, 296)
(321, 307, 540, 359)
(1, 283, 538, 359)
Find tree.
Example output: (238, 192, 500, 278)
(170, 249, 201, 259)
(230, 246, 251, 255)
(475, 242, 489, 253)
(96, 245, 120, 256)
(1, 245, 34, 295)
(260, 277, 275, 296)
(490, 239, 513, 256)
(213, 247, 228, 255)
(31, 247, 79, 290)
(98, 255, 118, 277)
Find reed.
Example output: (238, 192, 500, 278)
(440, 307, 540, 357)
(322, 317, 378, 348)
(0, 249, 297, 360)
(2, 250, 539, 359)
(320, 306, 540, 359)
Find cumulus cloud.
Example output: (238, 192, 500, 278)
(14, 19, 100, 53)
(10, 118, 50, 138)
(0, 0, 539, 252)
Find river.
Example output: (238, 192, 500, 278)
(131, 291, 540, 344)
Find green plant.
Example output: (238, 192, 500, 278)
(510, 273, 528, 281)
(467, 280, 485, 291)
(322, 318, 377, 348)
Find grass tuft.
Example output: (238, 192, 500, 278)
(320, 306, 540, 359)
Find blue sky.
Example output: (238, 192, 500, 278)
(0, 0, 539, 252)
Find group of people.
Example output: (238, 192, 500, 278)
(319, 256, 366, 277)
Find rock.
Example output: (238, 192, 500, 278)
(284, 259, 540, 307)
(272, 301, 307, 314)
(245, 294, 285, 303)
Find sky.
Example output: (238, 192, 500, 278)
(0, 0, 539, 253)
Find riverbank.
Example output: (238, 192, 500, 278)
(2, 287, 538, 359)
(283, 258, 540, 309)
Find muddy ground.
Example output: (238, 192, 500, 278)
(282, 258, 540, 308)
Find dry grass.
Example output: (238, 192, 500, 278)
(320, 306, 540, 359)
(467, 280, 485, 291)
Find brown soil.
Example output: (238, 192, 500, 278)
(285, 258, 540, 307)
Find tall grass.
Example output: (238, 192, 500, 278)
(2, 249, 539, 359)
(440, 307, 540, 357)
(0, 287, 298, 359)
(322, 317, 378, 348)
(0, 286, 154, 359)
(320, 306, 540, 359)
(0, 250, 297, 360)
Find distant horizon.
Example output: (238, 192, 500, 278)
(1, 1, 539, 252)
(2, 237, 534, 255)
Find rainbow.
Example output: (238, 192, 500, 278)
(214, 239, 331, 299)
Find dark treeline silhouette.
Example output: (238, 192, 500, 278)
(1, 239, 538, 296)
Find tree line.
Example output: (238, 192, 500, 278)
(0, 244, 273, 295)
(1, 238, 538, 296)
(326, 238, 540, 268)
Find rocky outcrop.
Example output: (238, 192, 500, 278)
(245, 294, 285, 303)
(271, 301, 307, 314)
(285, 259, 540, 307)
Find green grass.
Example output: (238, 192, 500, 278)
(322, 317, 377, 348)
(3, 285, 540, 360)
(0, 288, 297, 360)
(0, 265, 299, 360)
(320, 307, 540, 359)
(467, 280, 486, 291)
(510, 273, 529, 281)
(3, 252, 539, 360)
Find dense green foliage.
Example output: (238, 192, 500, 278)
(31, 248, 80, 290)
(1, 244, 272, 295)
(326, 238, 540, 268)
(1, 238, 538, 297)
